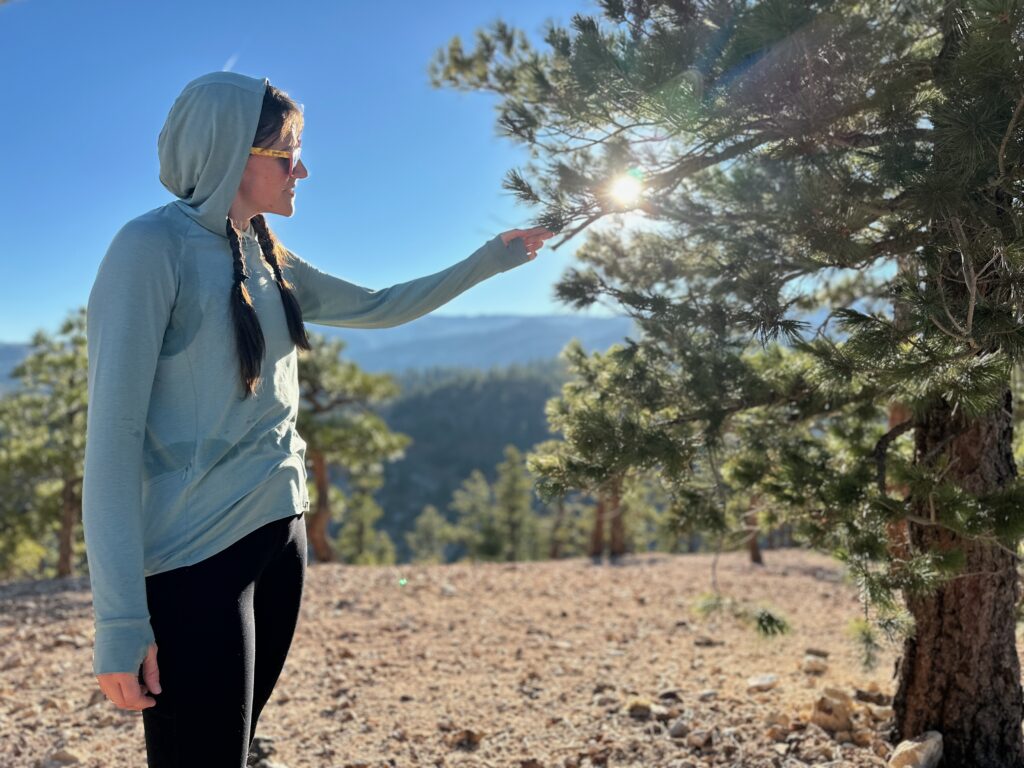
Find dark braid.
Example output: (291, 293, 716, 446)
(251, 214, 311, 352)
(224, 81, 309, 398)
(225, 218, 267, 398)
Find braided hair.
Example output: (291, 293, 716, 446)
(226, 84, 312, 398)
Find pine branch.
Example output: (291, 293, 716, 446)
(875, 418, 914, 495)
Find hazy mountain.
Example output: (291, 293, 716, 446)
(0, 343, 28, 394)
(0, 315, 637, 386)
(316, 314, 637, 372)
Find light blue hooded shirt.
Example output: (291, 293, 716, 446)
(82, 71, 531, 675)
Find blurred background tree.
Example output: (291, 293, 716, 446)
(297, 330, 410, 563)
(0, 308, 88, 579)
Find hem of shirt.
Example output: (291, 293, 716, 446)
(143, 507, 305, 578)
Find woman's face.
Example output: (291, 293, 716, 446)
(236, 124, 309, 219)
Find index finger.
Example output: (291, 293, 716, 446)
(118, 678, 155, 710)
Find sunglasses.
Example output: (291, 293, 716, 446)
(249, 145, 302, 176)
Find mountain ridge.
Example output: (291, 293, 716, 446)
(0, 315, 637, 386)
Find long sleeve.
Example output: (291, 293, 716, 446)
(282, 234, 531, 328)
(82, 220, 178, 676)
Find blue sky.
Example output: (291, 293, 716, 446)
(0, 0, 615, 343)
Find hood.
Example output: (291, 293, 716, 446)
(158, 71, 268, 238)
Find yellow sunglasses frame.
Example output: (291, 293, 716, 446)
(249, 145, 302, 176)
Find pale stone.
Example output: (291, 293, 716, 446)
(852, 729, 874, 747)
(868, 704, 895, 722)
(747, 674, 779, 693)
(888, 731, 943, 768)
(801, 655, 828, 675)
(810, 690, 853, 732)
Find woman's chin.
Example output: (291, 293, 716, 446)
(267, 202, 295, 218)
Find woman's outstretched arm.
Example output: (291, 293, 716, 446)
(281, 232, 535, 328)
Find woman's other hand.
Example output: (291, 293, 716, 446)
(97, 642, 162, 711)
(500, 226, 555, 261)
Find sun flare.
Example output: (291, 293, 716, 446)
(610, 170, 644, 206)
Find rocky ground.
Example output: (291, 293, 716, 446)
(0, 547, 962, 768)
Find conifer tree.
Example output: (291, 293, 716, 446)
(432, 1, 1024, 760)
(0, 308, 88, 578)
(297, 331, 409, 562)
(336, 492, 396, 566)
(407, 504, 454, 564)
(529, 339, 693, 564)
(540, 493, 596, 558)
(448, 469, 504, 561)
(493, 445, 540, 560)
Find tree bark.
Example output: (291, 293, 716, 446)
(746, 498, 764, 565)
(549, 497, 566, 560)
(885, 402, 914, 562)
(589, 494, 605, 564)
(892, 391, 1024, 765)
(608, 479, 626, 565)
(886, 256, 914, 562)
(308, 451, 336, 563)
(58, 475, 77, 578)
(747, 522, 763, 565)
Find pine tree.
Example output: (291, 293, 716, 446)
(432, 1, 1024, 760)
(528, 339, 692, 564)
(297, 330, 409, 562)
(492, 445, 539, 561)
(618, 470, 684, 554)
(542, 493, 598, 558)
(448, 469, 503, 561)
(336, 492, 395, 566)
(406, 504, 454, 564)
(0, 308, 88, 578)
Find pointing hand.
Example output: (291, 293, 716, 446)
(500, 226, 556, 261)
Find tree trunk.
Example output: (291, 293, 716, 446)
(886, 257, 914, 562)
(608, 479, 626, 565)
(548, 498, 566, 560)
(308, 450, 336, 563)
(589, 494, 605, 564)
(58, 475, 76, 578)
(892, 391, 1024, 765)
(746, 499, 764, 565)
(747, 525, 763, 565)
(507, 512, 519, 563)
(885, 402, 914, 562)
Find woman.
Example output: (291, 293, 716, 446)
(82, 70, 552, 767)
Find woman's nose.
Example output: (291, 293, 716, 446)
(294, 159, 308, 179)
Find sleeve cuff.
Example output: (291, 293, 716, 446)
(484, 234, 531, 272)
(93, 619, 155, 676)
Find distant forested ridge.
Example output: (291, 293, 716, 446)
(318, 313, 635, 372)
(0, 314, 634, 384)
(354, 360, 569, 563)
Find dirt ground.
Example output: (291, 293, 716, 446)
(0, 547, 976, 767)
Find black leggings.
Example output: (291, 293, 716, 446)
(137, 512, 307, 768)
